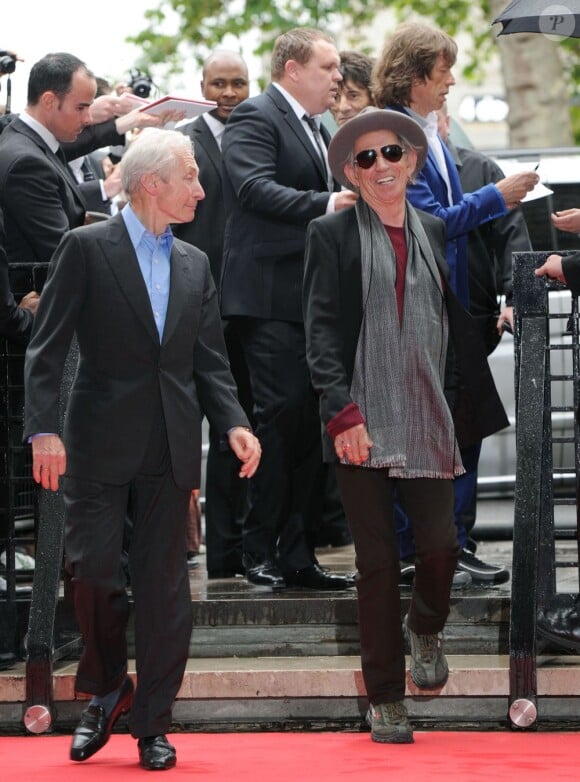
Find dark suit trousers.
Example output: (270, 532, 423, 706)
(335, 466, 458, 705)
(63, 416, 192, 738)
(204, 321, 253, 573)
(234, 317, 323, 571)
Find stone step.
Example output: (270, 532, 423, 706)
(2, 654, 580, 731)
(42, 592, 510, 659)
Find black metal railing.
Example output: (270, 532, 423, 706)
(509, 250, 580, 728)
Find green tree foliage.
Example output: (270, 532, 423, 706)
(130, 0, 579, 141)
(129, 0, 496, 77)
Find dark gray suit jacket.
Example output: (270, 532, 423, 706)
(24, 213, 250, 490)
(0, 118, 123, 264)
(303, 205, 509, 461)
(220, 84, 338, 323)
(174, 115, 225, 283)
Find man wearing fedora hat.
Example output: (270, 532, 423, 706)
(303, 107, 508, 743)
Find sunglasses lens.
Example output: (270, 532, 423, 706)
(381, 145, 404, 162)
(355, 145, 405, 168)
(355, 149, 377, 169)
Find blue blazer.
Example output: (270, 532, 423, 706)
(387, 105, 507, 307)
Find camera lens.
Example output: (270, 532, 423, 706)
(0, 55, 16, 75)
(128, 70, 153, 99)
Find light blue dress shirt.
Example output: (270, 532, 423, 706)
(122, 204, 173, 341)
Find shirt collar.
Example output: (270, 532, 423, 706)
(271, 82, 321, 126)
(19, 110, 60, 153)
(202, 111, 226, 143)
(121, 203, 174, 251)
(423, 111, 439, 138)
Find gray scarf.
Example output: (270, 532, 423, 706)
(349, 198, 463, 478)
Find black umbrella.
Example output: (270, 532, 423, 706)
(493, 0, 580, 37)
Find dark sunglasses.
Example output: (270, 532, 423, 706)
(354, 144, 406, 169)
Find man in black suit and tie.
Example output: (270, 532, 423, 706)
(0, 52, 181, 265)
(221, 27, 357, 590)
(175, 50, 252, 578)
(24, 128, 261, 770)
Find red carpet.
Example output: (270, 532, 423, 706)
(1, 730, 578, 780)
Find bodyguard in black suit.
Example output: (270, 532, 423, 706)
(175, 51, 252, 578)
(221, 28, 358, 589)
(0, 53, 122, 264)
(24, 128, 261, 770)
(0, 52, 184, 265)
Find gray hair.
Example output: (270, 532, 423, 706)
(120, 128, 194, 196)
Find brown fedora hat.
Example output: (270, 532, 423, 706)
(328, 107, 428, 188)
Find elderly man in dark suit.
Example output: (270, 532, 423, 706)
(24, 128, 261, 770)
(220, 27, 358, 590)
(175, 50, 252, 577)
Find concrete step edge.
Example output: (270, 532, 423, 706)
(3, 654, 580, 703)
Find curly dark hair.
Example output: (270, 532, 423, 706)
(372, 22, 457, 109)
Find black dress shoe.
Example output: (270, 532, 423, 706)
(138, 735, 176, 770)
(245, 560, 286, 589)
(399, 559, 471, 590)
(537, 594, 580, 651)
(70, 677, 134, 761)
(283, 564, 355, 591)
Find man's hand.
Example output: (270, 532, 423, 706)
(496, 305, 514, 336)
(535, 254, 567, 284)
(552, 209, 580, 234)
(114, 107, 186, 135)
(31, 434, 66, 491)
(334, 423, 373, 465)
(334, 190, 358, 211)
(495, 171, 539, 210)
(18, 290, 39, 316)
(89, 94, 126, 124)
(227, 427, 262, 478)
(103, 164, 123, 199)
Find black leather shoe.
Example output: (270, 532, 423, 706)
(284, 564, 355, 591)
(456, 548, 509, 585)
(138, 735, 176, 770)
(243, 554, 286, 588)
(399, 559, 471, 590)
(70, 677, 134, 761)
(245, 561, 286, 588)
(537, 594, 580, 652)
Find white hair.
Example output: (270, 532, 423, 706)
(120, 128, 194, 196)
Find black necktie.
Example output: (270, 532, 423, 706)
(303, 114, 333, 192)
(54, 146, 81, 189)
(81, 158, 96, 182)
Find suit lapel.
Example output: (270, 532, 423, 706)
(99, 215, 160, 344)
(12, 119, 88, 210)
(266, 85, 329, 188)
(195, 117, 223, 172)
(162, 243, 192, 347)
